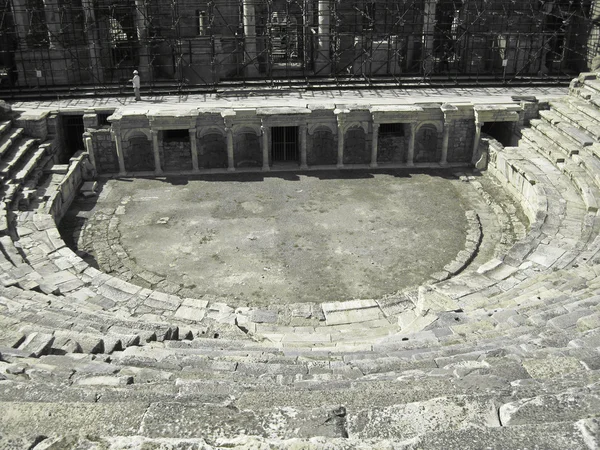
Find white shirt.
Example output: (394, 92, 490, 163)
(132, 74, 140, 88)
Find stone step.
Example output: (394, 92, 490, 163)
(572, 152, 600, 190)
(530, 119, 581, 157)
(0, 138, 38, 181)
(562, 163, 600, 212)
(539, 109, 596, 147)
(520, 128, 567, 163)
(549, 99, 600, 139)
(0, 121, 11, 141)
(0, 128, 23, 160)
(13, 145, 46, 183)
(16, 332, 54, 357)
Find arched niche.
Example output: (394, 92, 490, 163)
(234, 126, 262, 168)
(415, 123, 442, 163)
(199, 132, 228, 169)
(308, 125, 336, 166)
(123, 130, 154, 172)
(343, 125, 369, 165)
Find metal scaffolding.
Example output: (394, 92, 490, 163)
(0, 0, 598, 95)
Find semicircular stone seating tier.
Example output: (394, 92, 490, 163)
(0, 75, 600, 448)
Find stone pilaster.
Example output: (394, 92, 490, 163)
(441, 121, 450, 165)
(407, 122, 416, 166)
(316, 0, 331, 74)
(226, 127, 235, 171)
(81, 0, 103, 81)
(242, 0, 259, 77)
(151, 130, 162, 174)
(189, 128, 199, 172)
(299, 123, 308, 169)
(134, 0, 150, 80)
(441, 103, 459, 165)
(112, 129, 126, 175)
(43, 0, 62, 49)
(262, 125, 270, 171)
(11, 0, 30, 48)
(84, 133, 96, 170)
(370, 122, 379, 168)
(422, 0, 437, 75)
(337, 124, 345, 168)
(472, 121, 483, 164)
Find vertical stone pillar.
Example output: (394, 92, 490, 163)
(316, 0, 331, 74)
(441, 122, 450, 165)
(242, 0, 259, 77)
(11, 0, 30, 48)
(113, 130, 126, 175)
(299, 124, 308, 169)
(472, 121, 483, 164)
(337, 124, 345, 169)
(134, 0, 151, 80)
(370, 122, 379, 168)
(189, 128, 199, 172)
(81, 0, 103, 82)
(43, 0, 62, 49)
(262, 125, 270, 171)
(151, 130, 162, 174)
(226, 127, 235, 171)
(422, 0, 437, 75)
(407, 122, 416, 166)
(84, 134, 96, 170)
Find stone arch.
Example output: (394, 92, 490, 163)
(123, 130, 154, 172)
(308, 126, 336, 166)
(308, 123, 336, 136)
(232, 124, 262, 136)
(415, 123, 442, 163)
(198, 132, 228, 169)
(343, 124, 369, 165)
(123, 128, 152, 141)
(198, 126, 226, 139)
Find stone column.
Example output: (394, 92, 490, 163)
(370, 122, 379, 168)
(226, 127, 235, 171)
(316, 0, 331, 74)
(189, 128, 199, 172)
(262, 125, 270, 171)
(84, 134, 96, 170)
(422, 0, 437, 75)
(441, 121, 450, 165)
(337, 124, 345, 169)
(407, 122, 416, 166)
(299, 123, 308, 169)
(43, 0, 63, 49)
(472, 121, 483, 164)
(151, 130, 162, 174)
(81, 0, 103, 82)
(11, 0, 30, 48)
(113, 130, 126, 175)
(134, 0, 151, 80)
(242, 0, 259, 77)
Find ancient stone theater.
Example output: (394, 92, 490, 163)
(0, 0, 600, 448)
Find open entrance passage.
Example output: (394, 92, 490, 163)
(62, 115, 85, 162)
(481, 122, 515, 147)
(271, 126, 299, 163)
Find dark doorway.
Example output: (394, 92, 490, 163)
(481, 122, 514, 147)
(63, 115, 85, 161)
(272, 126, 299, 162)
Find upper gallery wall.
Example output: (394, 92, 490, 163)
(0, 0, 599, 90)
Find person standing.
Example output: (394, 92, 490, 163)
(130, 70, 141, 101)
